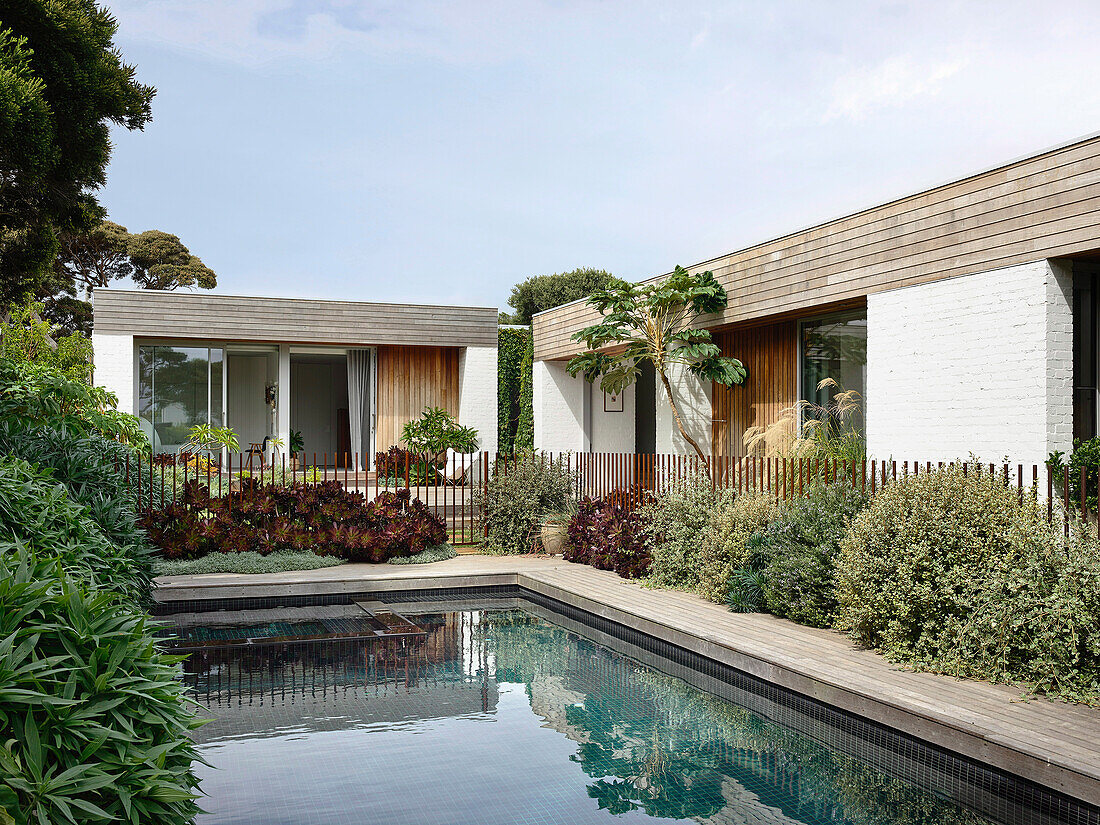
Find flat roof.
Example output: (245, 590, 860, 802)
(92, 289, 499, 348)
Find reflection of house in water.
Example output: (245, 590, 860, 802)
(180, 612, 500, 744)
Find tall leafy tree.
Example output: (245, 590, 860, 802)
(505, 267, 622, 325)
(567, 266, 747, 473)
(0, 0, 154, 304)
(46, 219, 217, 333)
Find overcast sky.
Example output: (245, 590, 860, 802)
(100, 0, 1100, 311)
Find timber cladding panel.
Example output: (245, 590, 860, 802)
(712, 321, 798, 458)
(534, 132, 1100, 360)
(375, 345, 460, 451)
(92, 289, 498, 348)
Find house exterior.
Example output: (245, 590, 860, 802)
(92, 289, 498, 467)
(532, 132, 1100, 469)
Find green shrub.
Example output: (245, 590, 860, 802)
(1048, 437, 1100, 514)
(0, 299, 92, 382)
(389, 544, 457, 564)
(400, 406, 478, 467)
(475, 453, 572, 554)
(154, 549, 347, 576)
(0, 548, 203, 825)
(837, 464, 1100, 701)
(0, 456, 149, 602)
(696, 491, 783, 603)
(497, 326, 533, 453)
(0, 421, 157, 594)
(756, 482, 869, 628)
(641, 473, 720, 590)
(0, 358, 147, 450)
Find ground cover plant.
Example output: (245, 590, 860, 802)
(836, 463, 1100, 702)
(143, 480, 447, 562)
(153, 549, 347, 576)
(564, 495, 650, 578)
(388, 544, 457, 564)
(476, 453, 572, 554)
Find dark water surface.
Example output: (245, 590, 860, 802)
(173, 606, 1032, 825)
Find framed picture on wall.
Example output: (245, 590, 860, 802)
(603, 390, 623, 413)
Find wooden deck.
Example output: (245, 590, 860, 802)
(154, 556, 1100, 809)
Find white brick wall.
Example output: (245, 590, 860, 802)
(534, 360, 587, 452)
(589, 380, 635, 452)
(655, 362, 712, 455)
(458, 345, 498, 455)
(91, 332, 135, 413)
(866, 259, 1073, 468)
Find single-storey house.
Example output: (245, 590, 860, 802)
(92, 289, 498, 468)
(532, 132, 1100, 469)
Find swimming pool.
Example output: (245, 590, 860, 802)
(169, 600, 1089, 824)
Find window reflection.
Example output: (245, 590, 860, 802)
(800, 312, 866, 435)
(138, 345, 223, 453)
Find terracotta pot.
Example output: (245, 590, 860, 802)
(540, 521, 568, 555)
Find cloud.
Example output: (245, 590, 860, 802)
(823, 55, 967, 122)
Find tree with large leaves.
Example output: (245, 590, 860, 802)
(0, 0, 154, 305)
(567, 266, 746, 473)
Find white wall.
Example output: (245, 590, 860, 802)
(459, 345, 498, 455)
(655, 362, 713, 455)
(91, 332, 134, 413)
(866, 259, 1073, 467)
(534, 360, 587, 453)
(588, 380, 635, 452)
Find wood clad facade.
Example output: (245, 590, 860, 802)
(534, 133, 1100, 360)
(712, 321, 799, 457)
(93, 289, 498, 348)
(375, 345, 460, 451)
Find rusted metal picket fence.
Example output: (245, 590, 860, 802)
(122, 449, 1091, 548)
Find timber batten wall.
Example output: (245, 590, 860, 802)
(534, 132, 1100, 360)
(376, 345, 460, 451)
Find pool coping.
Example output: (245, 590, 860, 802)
(153, 556, 1100, 812)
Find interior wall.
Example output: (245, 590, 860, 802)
(227, 353, 270, 449)
(376, 345, 459, 451)
(290, 355, 349, 463)
(712, 321, 799, 457)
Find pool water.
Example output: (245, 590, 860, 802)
(176, 606, 1009, 824)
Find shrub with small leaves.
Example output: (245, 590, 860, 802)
(640, 473, 720, 590)
(837, 464, 1100, 702)
(564, 496, 651, 578)
(475, 453, 572, 554)
(755, 482, 869, 628)
(696, 491, 783, 603)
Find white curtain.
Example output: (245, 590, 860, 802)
(347, 349, 371, 470)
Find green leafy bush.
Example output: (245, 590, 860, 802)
(0, 299, 92, 381)
(0, 456, 149, 603)
(640, 473, 720, 590)
(154, 549, 347, 576)
(400, 406, 478, 467)
(837, 464, 1100, 701)
(0, 548, 203, 825)
(476, 453, 572, 554)
(696, 491, 783, 603)
(0, 358, 147, 450)
(0, 421, 157, 594)
(1048, 437, 1100, 515)
(755, 482, 869, 628)
(497, 326, 533, 453)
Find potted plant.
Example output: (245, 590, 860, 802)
(289, 429, 304, 470)
(539, 500, 576, 556)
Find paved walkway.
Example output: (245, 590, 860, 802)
(155, 555, 1100, 808)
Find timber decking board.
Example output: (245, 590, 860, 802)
(153, 555, 1100, 809)
(93, 289, 499, 348)
(534, 132, 1100, 360)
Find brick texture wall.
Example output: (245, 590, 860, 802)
(866, 259, 1073, 468)
(91, 333, 134, 413)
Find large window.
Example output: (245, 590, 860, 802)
(800, 311, 867, 436)
(138, 346, 223, 453)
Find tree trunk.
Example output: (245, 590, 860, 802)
(657, 367, 711, 478)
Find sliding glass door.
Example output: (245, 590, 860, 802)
(138, 345, 224, 454)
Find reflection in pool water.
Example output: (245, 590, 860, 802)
(177, 608, 993, 825)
